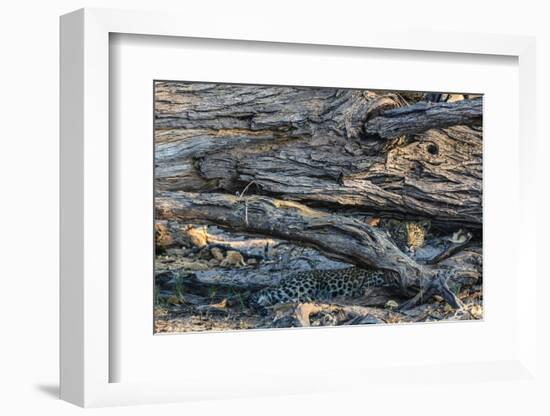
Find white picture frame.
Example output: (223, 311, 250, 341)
(60, 7, 539, 408)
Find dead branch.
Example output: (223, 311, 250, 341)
(364, 98, 482, 139)
(156, 191, 465, 307)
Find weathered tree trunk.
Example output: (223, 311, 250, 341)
(156, 267, 286, 291)
(156, 191, 465, 308)
(159, 246, 481, 293)
(155, 82, 482, 228)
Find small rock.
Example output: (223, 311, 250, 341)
(446, 94, 465, 103)
(220, 250, 246, 268)
(167, 295, 181, 305)
(469, 304, 483, 319)
(367, 217, 381, 227)
(184, 226, 208, 249)
(385, 299, 399, 310)
(433, 295, 444, 303)
(155, 222, 174, 249)
(210, 247, 225, 261)
(247, 258, 258, 266)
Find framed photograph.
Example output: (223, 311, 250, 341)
(151, 79, 483, 334)
(60, 8, 538, 408)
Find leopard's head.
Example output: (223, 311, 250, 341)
(405, 220, 430, 250)
(384, 219, 431, 255)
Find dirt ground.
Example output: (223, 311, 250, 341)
(153, 235, 483, 334)
(154, 292, 483, 334)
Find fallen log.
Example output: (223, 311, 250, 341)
(364, 98, 482, 139)
(155, 83, 482, 228)
(156, 191, 465, 308)
(156, 248, 480, 300)
(199, 125, 481, 228)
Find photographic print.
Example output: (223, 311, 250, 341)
(154, 82, 482, 333)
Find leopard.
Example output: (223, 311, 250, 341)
(382, 219, 431, 256)
(249, 219, 431, 308)
(249, 267, 394, 308)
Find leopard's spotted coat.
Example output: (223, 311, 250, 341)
(249, 267, 392, 308)
(250, 220, 431, 307)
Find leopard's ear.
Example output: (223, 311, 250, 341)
(418, 219, 431, 231)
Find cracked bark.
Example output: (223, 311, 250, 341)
(156, 192, 471, 307)
(364, 98, 482, 139)
(155, 82, 482, 229)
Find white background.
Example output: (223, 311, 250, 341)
(1, 1, 548, 415)
(112, 34, 519, 384)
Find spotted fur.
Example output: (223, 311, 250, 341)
(249, 220, 430, 308)
(249, 267, 391, 308)
(384, 219, 431, 255)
